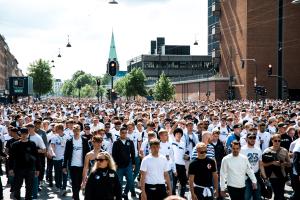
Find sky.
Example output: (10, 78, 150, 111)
(0, 0, 208, 80)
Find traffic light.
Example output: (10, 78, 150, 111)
(96, 79, 101, 86)
(108, 60, 117, 76)
(267, 64, 272, 76)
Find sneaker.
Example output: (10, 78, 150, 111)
(60, 189, 67, 196)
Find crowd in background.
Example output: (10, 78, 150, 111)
(0, 99, 299, 200)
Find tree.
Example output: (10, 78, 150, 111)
(126, 68, 147, 98)
(27, 59, 53, 97)
(81, 85, 96, 98)
(72, 70, 85, 81)
(98, 86, 106, 102)
(115, 76, 128, 97)
(61, 80, 74, 96)
(101, 74, 111, 85)
(74, 74, 94, 99)
(154, 72, 175, 101)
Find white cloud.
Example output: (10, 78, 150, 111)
(0, 0, 207, 80)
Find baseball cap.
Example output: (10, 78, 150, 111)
(233, 124, 242, 129)
(277, 122, 287, 128)
(19, 128, 28, 134)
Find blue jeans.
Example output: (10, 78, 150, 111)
(117, 163, 134, 195)
(32, 176, 38, 199)
(53, 159, 67, 190)
(245, 177, 261, 200)
(168, 170, 174, 192)
(133, 156, 140, 181)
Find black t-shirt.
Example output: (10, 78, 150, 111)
(188, 157, 216, 187)
(6, 138, 19, 155)
(280, 133, 292, 151)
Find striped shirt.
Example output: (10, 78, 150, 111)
(191, 144, 215, 160)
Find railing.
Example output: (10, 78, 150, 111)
(145, 70, 220, 85)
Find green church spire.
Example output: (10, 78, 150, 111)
(108, 31, 118, 61)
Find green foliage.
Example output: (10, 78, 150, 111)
(126, 68, 147, 97)
(114, 77, 128, 97)
(74, 74, 93, 89)
(72, 70, 85, 81)
(81, 85, 96, 98)
(61, 80, 74, 96)
(27, 59, 53, 96)
(148, 88, 154, 96)
(114, 68, 147, 98)
(154, 72, 175, 101)
(101, 74, 111, 85)
(61, 71, 112, 98)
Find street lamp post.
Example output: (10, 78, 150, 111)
(241, 58, 258, 101)
(277, 0, 284, 99)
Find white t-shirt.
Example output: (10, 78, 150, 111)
(140, 154, 168, 184)
(29, 133, 46, 150)
(71, 137, 83, 167)
(219, 126, 229, 143)
(140, 140, 150, 157)
(171, 140, 186, 165)
(51, 134, 69, 160)
(90, 123, 104, 132)
(127, 131, 140, 157)
(267, 125, 277, 135)
(64, 128, 74, 138)
(257, 131, 271, 152)
(241, 145, 262, 173)
(293, 140, 300, 175)
(159, 141, 176, 172)
(0, 125, 8, 143)
(47, 131, 57, 143)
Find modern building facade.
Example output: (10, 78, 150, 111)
(128, 37, 213, 85)
(0, 34, 23, 93)
(53, 79, 63, 96)
(213, 0, 300, 100)
(208, 0, 220, 56)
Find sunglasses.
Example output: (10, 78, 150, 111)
(273, 140, 281, 143)
(96, 158, 107, 162)
(197, 149, 206, 154)
(92, 140, 102, 143)
(248, 136, 256, 140)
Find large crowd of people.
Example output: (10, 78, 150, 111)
(0, 98, 300, 200)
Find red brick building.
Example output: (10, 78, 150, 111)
(0, 34, 23, 93)
(213, 0, 300, 100)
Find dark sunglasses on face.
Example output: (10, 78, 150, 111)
(248, 136, 256, 140)
(96, 158, 107, 162)
(197, 149, 206, 154)
(273, 140, 281, 143)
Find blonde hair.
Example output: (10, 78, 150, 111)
(91, 152, 116, 172)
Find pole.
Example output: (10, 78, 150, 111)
(255, 62, 258, 102)
(277, 0, 283, 99)
(111, 76, 114, 104)
(97, 84, 100, 103)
